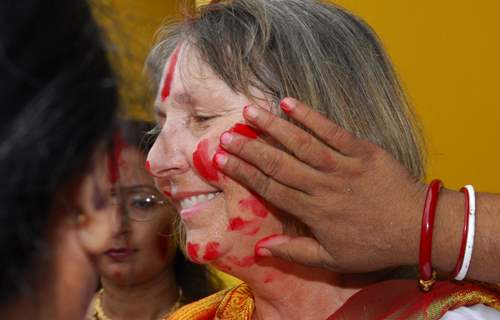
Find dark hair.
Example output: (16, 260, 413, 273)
(0, 0, 118, 306)
(119, 119, 222, 303)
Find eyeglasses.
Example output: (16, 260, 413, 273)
(111, 185, 172, 222)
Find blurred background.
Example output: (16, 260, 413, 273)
(95, 0, 500, 193)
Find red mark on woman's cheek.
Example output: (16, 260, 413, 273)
(107, 131, 126, 184)
(228, 123, 260, 139)
(227, 217, 261, 236)
(202, 241, 221, 261)
(160, 46, 181, 101)
(193, 139, 219, 182)
(228, 217, 252, 231)
(245, 226, 261, 236)
(144, 160, 151, 174)
(239, 195, 268, 218)
(187, 242, 200, 262)
(226, 255, 255, 268)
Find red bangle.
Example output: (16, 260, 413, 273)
(451, 187, 470, 278)
(418, 179, 443, 292)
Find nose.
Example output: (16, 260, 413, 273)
(110, 201, 130, 238)
(147, 125, 190, 180)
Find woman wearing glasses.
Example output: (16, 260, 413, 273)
(88, 120, 221, 320)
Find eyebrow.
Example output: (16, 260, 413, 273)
(172, 91, 196, 106)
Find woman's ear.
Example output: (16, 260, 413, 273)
(73, 154, 114, 255)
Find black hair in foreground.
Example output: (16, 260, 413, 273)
(0, 0, 118, 305)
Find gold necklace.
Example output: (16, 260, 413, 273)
(94, 289, 182, 320)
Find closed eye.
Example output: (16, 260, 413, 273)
(193, 115, 217, 123)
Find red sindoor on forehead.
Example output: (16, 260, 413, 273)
(160, 45, 181, 101)
(107, 130, 126, 185)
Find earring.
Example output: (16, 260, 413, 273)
(77, 214, 88, 226)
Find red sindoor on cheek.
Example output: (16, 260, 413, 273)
(187, 242, 200, 262)
(228, 123, 260, 139)
(193, 139, 219, 182)
(160, 45, 181, 102)
(202, 241, 221, 261)
(238, 195, 269, 218)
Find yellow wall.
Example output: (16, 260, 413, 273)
(333, 0, 500, 192)
(94, 0, 190, 120)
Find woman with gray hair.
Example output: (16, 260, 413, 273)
(146, 0, 500, 319)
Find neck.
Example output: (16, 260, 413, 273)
(100, 267, 179, 320)
(224, 256, 381, 320)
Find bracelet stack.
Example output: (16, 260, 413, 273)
(418, 181, 477, 292)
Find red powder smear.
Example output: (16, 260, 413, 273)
(193, 139, 219, 182)
(226, 255, 255, 268)
(229, 123, 260, 139)
(263, 274, 274, 283)
(214, 262, 232, 273)
(254, 234, 281, 257)
(239, 195, 268, 218)
(203, 241, 221, 261)
(144, 160, 151, 174)
(187, 242, 200, 262)
(107, 131, 126, 185)
(244, 226, 261, 236)
(163, 190, 172, 198)
(160, 45, 181, 101)
(228, 217, 252, 231)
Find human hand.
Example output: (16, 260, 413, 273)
(213, 97, 427, 272)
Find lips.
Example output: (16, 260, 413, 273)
(105, 248, 136, 261)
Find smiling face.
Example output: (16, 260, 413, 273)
(147, 45, 284, 271)
(96, 146, 176, 286)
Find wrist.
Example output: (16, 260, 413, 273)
(397, 180, 427, 267)
(431, 188, 464, 273)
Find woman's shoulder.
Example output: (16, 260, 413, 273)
(328, 280, 500, 320)
(168, 287, 233, 320)
(169, 283, 253, 320)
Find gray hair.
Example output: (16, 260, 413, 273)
(147, 0, 426, 179)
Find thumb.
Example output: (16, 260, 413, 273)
(255, 235, 334, 270)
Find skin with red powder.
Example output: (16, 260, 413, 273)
(254, 234, 281, 257)
(228, 123, 260, 139)
(160, 45, 181, 101)
(263, 273, 277, 284)
(187, 242, 200, 262)
(202, 241, 221, 261)
(214, 262, 232, 273)
(227, 217, 253, 231)
(226, 255, 255, 268)
(239, 195, 269, 218)
(193, 139, 219, 182)
(227, 217, 261, 236)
